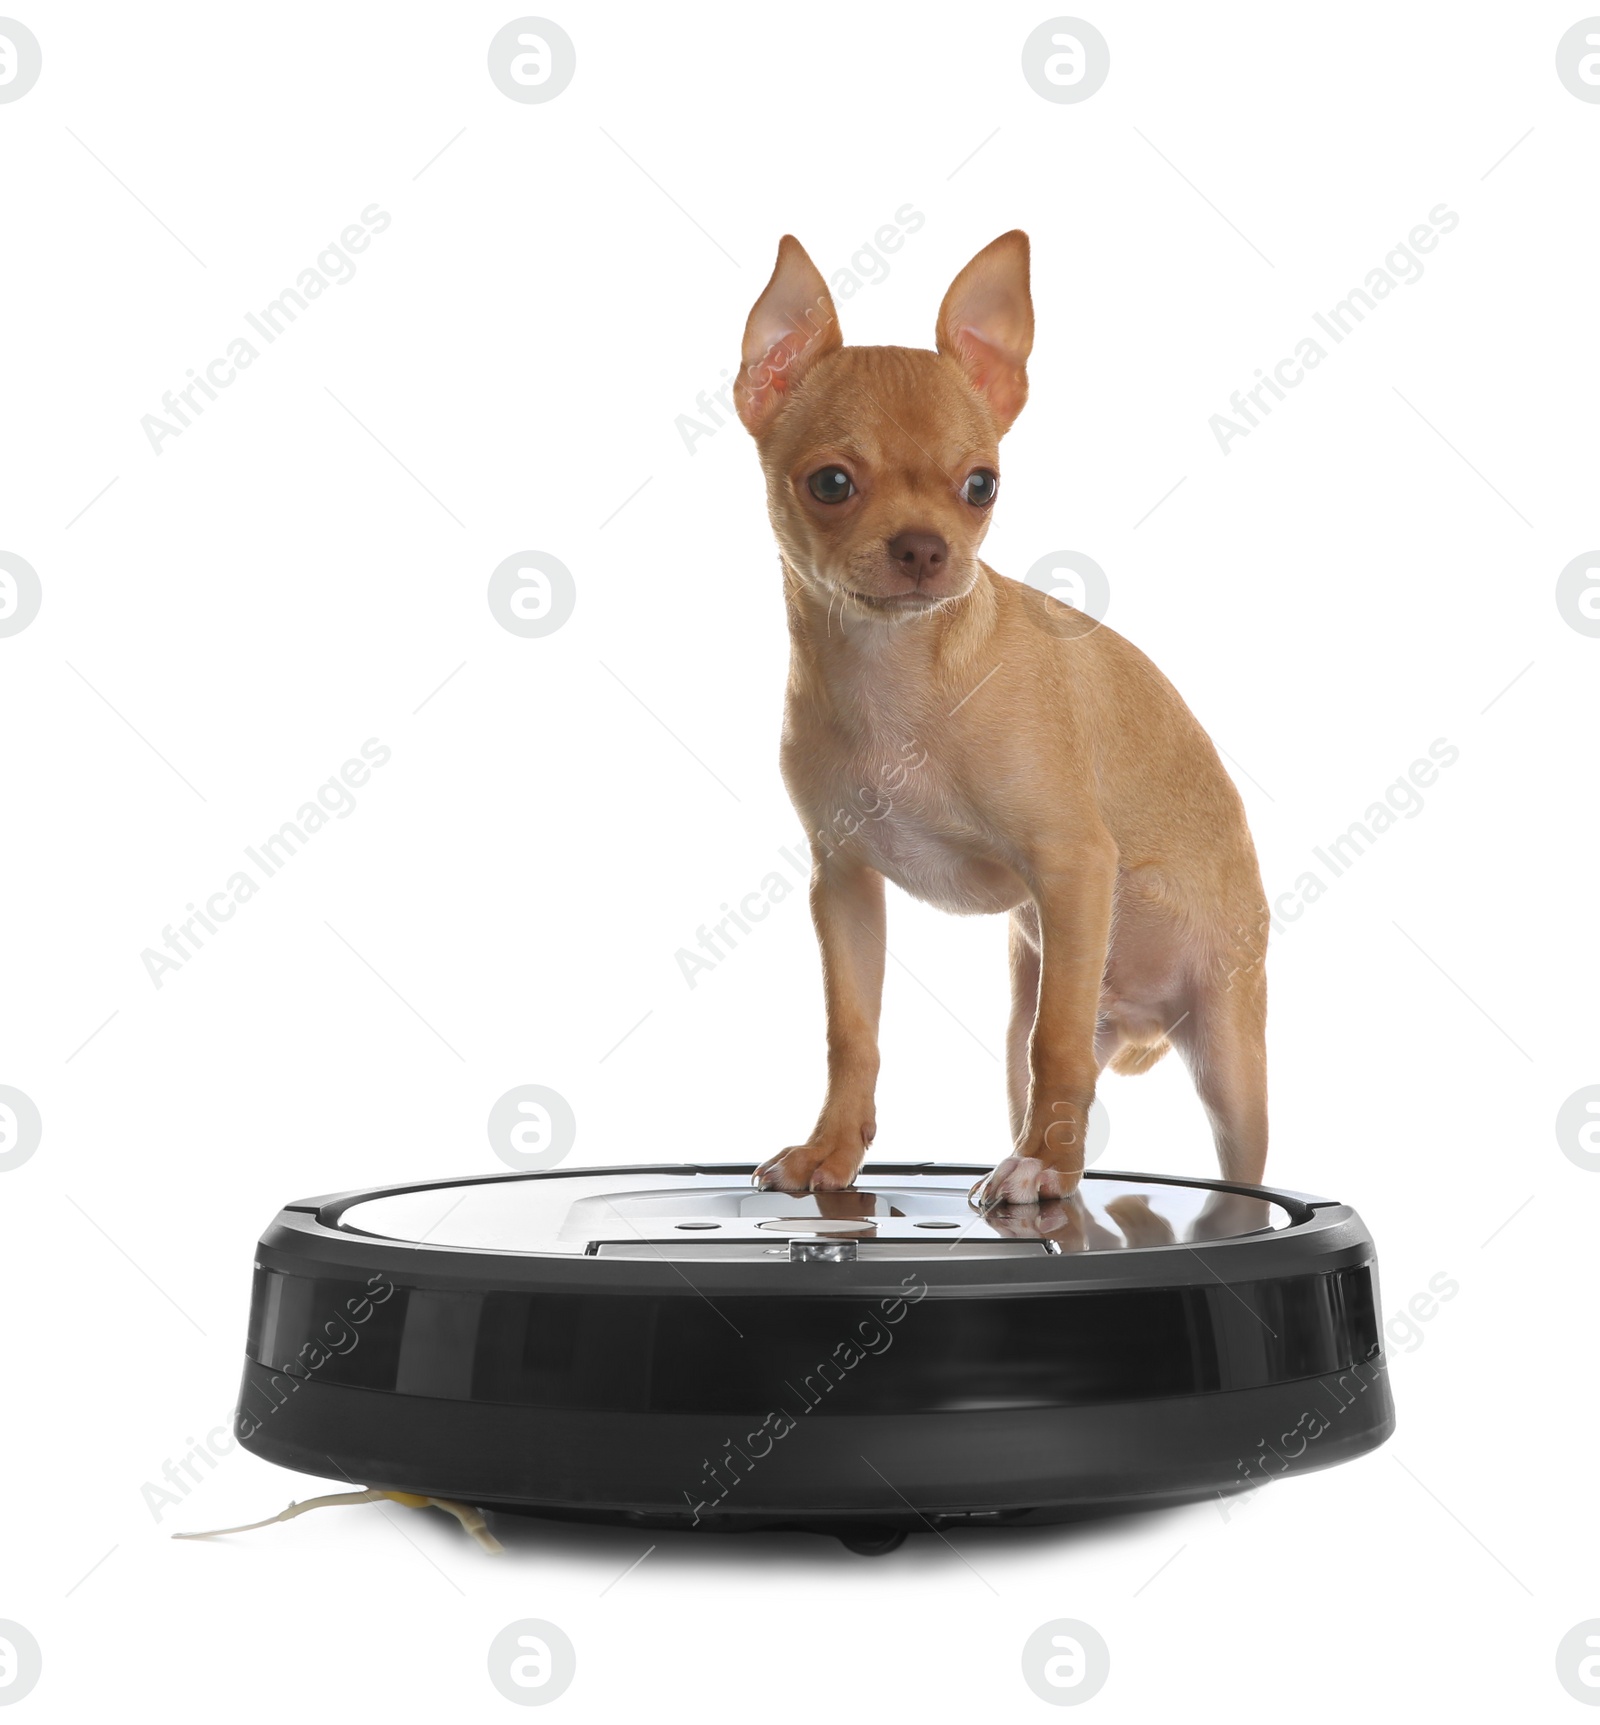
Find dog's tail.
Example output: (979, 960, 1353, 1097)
(1107, 1036, 1172, 1077)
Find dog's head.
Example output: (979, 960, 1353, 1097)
(735, 232, 1033, 618)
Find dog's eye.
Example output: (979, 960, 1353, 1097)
(807, 467, 855, 504)
(963, 469, 999, 507)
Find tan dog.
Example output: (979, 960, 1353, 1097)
(735, 231, 1269, 1210)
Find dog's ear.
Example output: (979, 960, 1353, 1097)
(735, 236, 842, 437)
(936, 231, 1033, 433)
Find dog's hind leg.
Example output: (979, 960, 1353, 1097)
(1171, 953, 1269, 1188)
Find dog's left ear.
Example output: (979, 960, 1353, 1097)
(936, 231, 1033, 433)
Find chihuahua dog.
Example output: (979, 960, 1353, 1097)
(736, 232, 1269, 1211)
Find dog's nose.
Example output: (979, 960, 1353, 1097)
(886, 530, 948, 584)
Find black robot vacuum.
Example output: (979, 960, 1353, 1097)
(235, 1164, 1394, 1553)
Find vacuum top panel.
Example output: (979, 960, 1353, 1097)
(331, 1167, 1297, 1260)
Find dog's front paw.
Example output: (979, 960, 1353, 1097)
(968, 1155, 1081, 1209)
(981, 1193, 1114, 1250)
(754, 1141, 867, 1193)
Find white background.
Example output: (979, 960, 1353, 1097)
(2, 1, 1596, 1718)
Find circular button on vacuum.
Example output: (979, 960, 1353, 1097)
(755, 1217, 876, 1239)
(674, 1222, 720, 1230)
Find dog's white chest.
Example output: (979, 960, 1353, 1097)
(810, 744, 1027, 916)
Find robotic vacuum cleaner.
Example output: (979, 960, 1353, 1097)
(235, 1164, 1394, 1552)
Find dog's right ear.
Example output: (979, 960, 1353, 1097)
(734, 237, 841, 437)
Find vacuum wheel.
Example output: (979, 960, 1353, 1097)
(836, 1527, 908, 1556)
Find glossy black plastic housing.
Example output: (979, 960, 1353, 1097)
(234, 1164, 1396, 1534)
